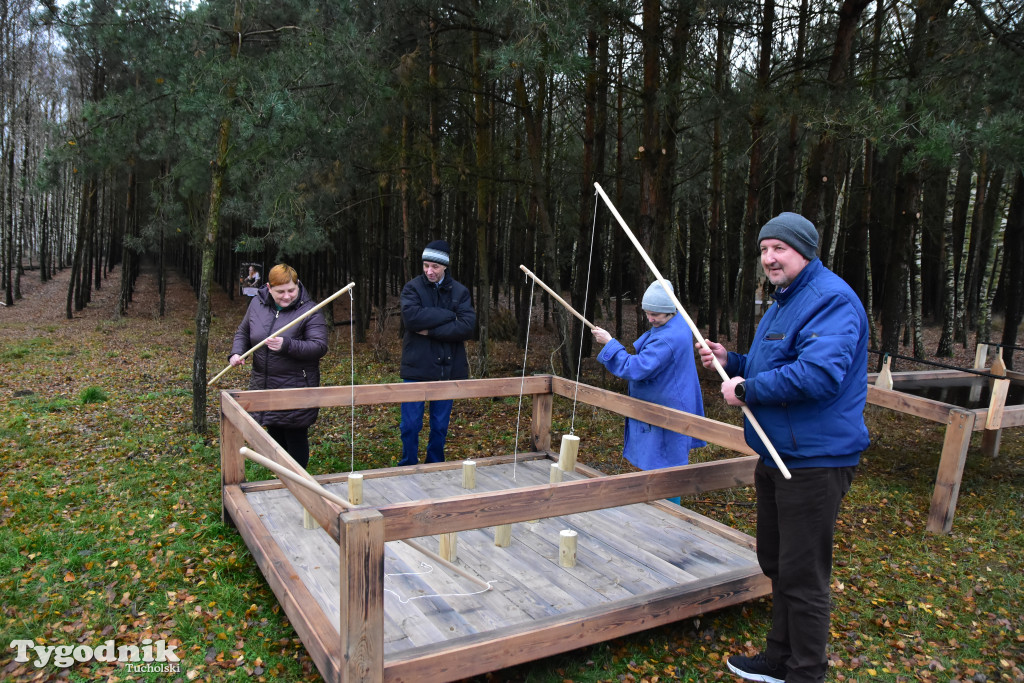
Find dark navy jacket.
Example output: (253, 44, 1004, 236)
(399, 273, 476, 381)
(725, 258, 869, 469)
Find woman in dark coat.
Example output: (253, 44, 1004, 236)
(229, 264, 329, 468)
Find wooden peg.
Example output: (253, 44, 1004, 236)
(875, 355, 893, 390)
(494, 524, 512, 547)
(347, 473, 363, 505)
(302, 508, 319, 530)
(439, 532, 457, 562)
(558, 529, 578, 568)
(558, 434, 580, 471)
(462, 460, 477, 489)
(549, 462, 563, 483)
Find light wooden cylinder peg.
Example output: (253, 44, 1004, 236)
(558, 529, 578, 568)
(439, 532, 457, 562)
(550, 462, 563, 483)
(302, 508, 319, 530)
(558, 434, 580, 472)
(347, 473, 364, 505)
(494, 524, 512, 547)
(462, 460, 477, 489)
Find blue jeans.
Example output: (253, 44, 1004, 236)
(398, 381, 453, 466)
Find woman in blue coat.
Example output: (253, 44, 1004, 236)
(591, 280, 706, 500)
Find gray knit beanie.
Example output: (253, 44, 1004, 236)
(641, 280, 676, 314)
(757, 212, 818, 260)
(422, 240, 450, 266)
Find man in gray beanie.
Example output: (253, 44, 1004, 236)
(397, 239, 476, 466)
(590, 280, 706, 502)
(698, 212, 868, 683)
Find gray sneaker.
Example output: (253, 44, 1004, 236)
(726, 652, 788, 683)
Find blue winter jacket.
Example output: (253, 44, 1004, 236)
(725, 258, 869, 469)
(597, 314, 706, 470)
(400, 273, 476, 381)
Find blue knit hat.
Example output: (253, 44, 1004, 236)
(422, 240, 450, 266)
(641, 280, 676, 314)
(758, 212, 818, 260)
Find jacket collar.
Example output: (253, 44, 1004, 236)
(772, 258, 822, 304)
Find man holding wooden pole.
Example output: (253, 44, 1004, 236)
(697, 212, 869, 683)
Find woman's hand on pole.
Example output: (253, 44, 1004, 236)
(591, 326, 612, 345)
(265, 336, 284, 352)
(229, 354, 245, 367)
(697, 340, 727, 370)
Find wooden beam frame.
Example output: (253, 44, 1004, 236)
(218, 375, 767, 683)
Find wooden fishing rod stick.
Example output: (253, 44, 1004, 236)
(519, 265, 595, 330)
(593, 182, 791, 479)
(208, 282, 355, 386)
(240, 447, 355, 509)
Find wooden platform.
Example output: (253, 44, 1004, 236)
(239, 456, 765, 663)
(220, 376, 771, 682)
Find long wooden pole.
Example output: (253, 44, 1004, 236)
(593, 182, 791, 479)
(240, 447, 355, 509)
(519, 265, 595, 329)
(401, 539, 492, 590)
(208, 282, 355, 386)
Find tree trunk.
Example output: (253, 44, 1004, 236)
(1000, 170, 1024, 369)
(471, 24, 491, 377)
(738, 0, 775, 353)
(192, 0, 242, 434)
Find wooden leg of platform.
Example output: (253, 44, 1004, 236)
(559, 530, 578, 568)
(981, 428, 1002, 458)
(439, 532, 458, 562)
(339, 509, 384, 683)
(494, 524, 512, 547)
(927, 409, 975, 534)
(462, 460, 477, 489)
(220, 398, 246, 527)
(532, 393, 552, 452)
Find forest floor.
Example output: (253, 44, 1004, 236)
(0, 262, 1021, 682)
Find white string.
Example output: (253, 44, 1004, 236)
(349, 289, 356, 473)
(383, 561, 496, 603)
(569, 200, 600, 434)
(512, 275, 537, 482)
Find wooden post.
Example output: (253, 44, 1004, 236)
(462, 460, 477, 489)
(558, 435, 580, 471)
(339, 508, 384, 683)
(558, 529, 578, 567)
(220, 393, 246, 527)
(970, 344, 989, 403)
(983, 377, 1009, 457)
(874, 355, 893, 390)
(494, 525, 512, 547)
(549, 462, 563, 483)
(926, 409, 976, 534)
(348, 473, 364, 505)
(532, 393, 552, 452)
(973, 343, 989, 369)
(439, 532, 458, 562)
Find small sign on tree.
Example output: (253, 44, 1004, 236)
(240, 263, 263, 297)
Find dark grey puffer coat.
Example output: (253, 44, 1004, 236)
(230, 282, 329, 428)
